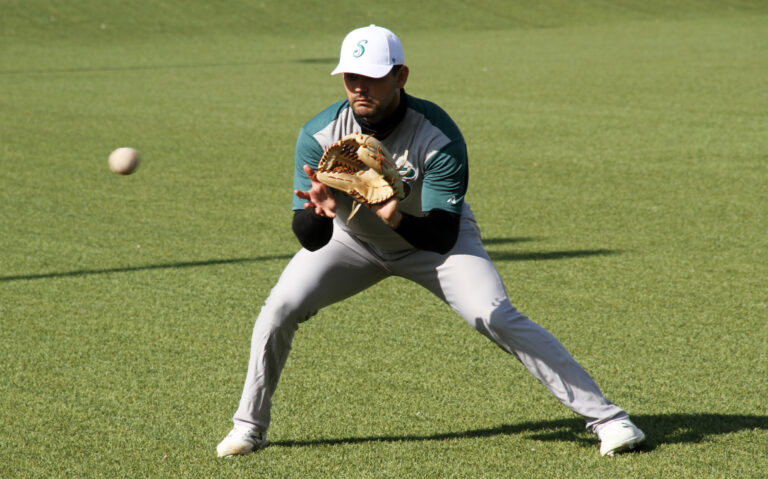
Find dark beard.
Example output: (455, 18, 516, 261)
(353, 90, 408, 139)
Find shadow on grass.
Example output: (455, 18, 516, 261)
(0, 254, 294, 282)
(1, 58, 336, 75)
(481, 237, 620, 262)
(482, 237, 539, 245)
(1, 238, 617, 282)
(0, 61, 261, 75)
(294, 57, 338, 64)
(488, 249, 619, 262)
(270, 414, 768, 453)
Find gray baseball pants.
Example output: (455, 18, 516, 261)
(233, 212, 626, 433)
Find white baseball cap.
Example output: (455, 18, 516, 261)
(331, 25, 404, 78)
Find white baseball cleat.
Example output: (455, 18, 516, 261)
(597, 418, 646, 456)
(216, 424, 268, 457)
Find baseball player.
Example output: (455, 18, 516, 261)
(217, 24, 645, 458)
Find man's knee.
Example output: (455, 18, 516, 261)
(258, 293, 318, 332)
(470, 301, 527, 343)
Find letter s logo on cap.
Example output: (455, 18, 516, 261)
(353, 40, 367, 58)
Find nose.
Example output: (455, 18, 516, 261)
(352, 79, 368, 93)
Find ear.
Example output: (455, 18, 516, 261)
(396, 66, 409, 89)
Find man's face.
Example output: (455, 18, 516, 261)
(343, 66, 409, 124)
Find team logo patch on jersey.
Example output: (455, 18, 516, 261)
(395, 150, 418, 182)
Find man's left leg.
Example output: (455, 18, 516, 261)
(393, 216, 644, 454)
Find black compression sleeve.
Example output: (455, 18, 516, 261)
(292, 209, 333, 251)
(394, 209, 461, 254)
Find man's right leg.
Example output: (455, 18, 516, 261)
(218, 234, 388, 456)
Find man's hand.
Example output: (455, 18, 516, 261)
(370, 197, 402, 229)
(295, 165, 337, 218)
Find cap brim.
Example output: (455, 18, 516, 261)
(330, 62, 394, 78)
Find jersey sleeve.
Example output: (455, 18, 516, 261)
(421, 140, 468, 214)
(292, 127, 325, 211)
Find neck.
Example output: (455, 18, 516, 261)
(354, 90, 408, 139)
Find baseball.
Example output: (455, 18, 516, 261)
(108, 147, 140, 175)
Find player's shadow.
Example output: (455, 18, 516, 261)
(0, 61, 262, 75)
(1, 238, 618, 282)
(482, 237, 539, 246)
(294, 57, 338, 64)
(481, 236, 620, 262)
(488, 249, 620, 261)
(270, 413, 767, 453)
(1, 58, 336, 76)
(0, 255, 293, 282)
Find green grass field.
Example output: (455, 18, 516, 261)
(2, 1, 767, 477)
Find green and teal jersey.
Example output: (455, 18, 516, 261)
(292, 93, 469, 253)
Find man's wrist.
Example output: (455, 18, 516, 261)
(384, 210, 402, 229)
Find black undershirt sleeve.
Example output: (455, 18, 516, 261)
(292, 209, 333, 251)
(292, 208, 461, 254)
(394, 209, 461, 254)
